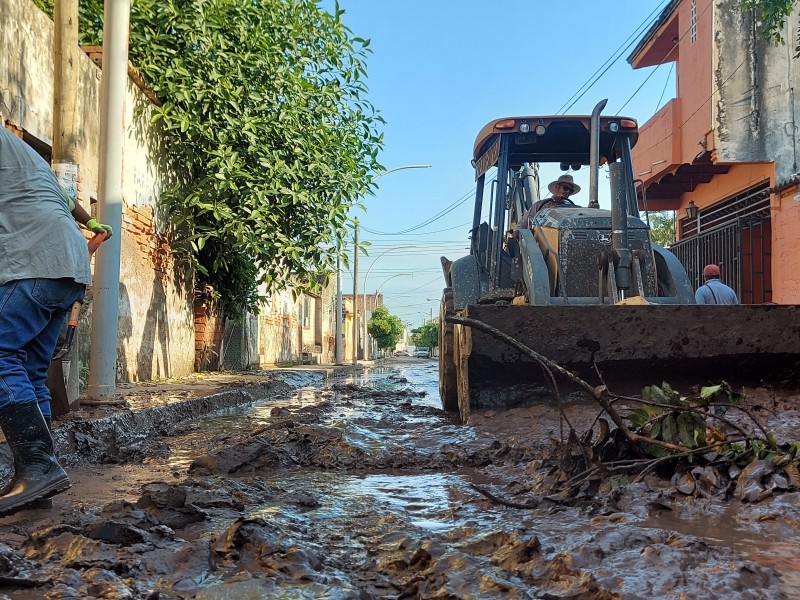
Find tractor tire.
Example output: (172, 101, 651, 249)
(439, 288, 458, 412)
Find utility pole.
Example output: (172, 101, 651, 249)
(52, 0, 81, 410)
(87, 0, 130, 400)
(335, 254, 343, 365)
(351, 219, 359, 364)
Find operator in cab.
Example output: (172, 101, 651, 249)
(518, 174, 580, 229)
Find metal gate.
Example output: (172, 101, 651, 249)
(671, 182, 772, 304)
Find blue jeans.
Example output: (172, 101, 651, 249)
(0, 278, 85, 416)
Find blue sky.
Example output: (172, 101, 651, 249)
(329, 0, 677, 328)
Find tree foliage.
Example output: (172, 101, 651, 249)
(33, 0, 384, 317)
(647, 211, 675, 247)
(740, 0, 799, 55)
(411, 321, 438, 350)
(367, 306, 404, 352)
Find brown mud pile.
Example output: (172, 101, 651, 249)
(0, 362, 795, 598)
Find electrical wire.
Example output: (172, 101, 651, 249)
(616, 0, 712, 114)
(557, 0, 672, 115)
(363, 221, 471, 237)
(361, 187, 474, 236)
(634, 57, 748, 157)
(655, 62, 675, 113)
(360, 173, 495, 237)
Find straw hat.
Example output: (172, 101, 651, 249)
(548, 174, 580, 195)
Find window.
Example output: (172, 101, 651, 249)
(303, 298, 310, 328)
(690, 0, 698, 44)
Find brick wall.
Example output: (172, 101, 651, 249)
(194, 291, 226, 371)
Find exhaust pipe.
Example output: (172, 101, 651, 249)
(588, 99, 606, 210)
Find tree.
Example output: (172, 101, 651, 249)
(740, 0, 799, 56)
(33, 0, 384, 317)
(411, 320, 438, 350)
(367, 306, 404, 353)
(647, 211, 675, 247)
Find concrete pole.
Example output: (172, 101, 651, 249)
(52, 0, 81, 408)
(87, 0, 130, 400)
(352, 219, 359, 364)
(335, 255, 343, 364)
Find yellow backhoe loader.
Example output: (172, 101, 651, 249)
(439, 100, 800, 423)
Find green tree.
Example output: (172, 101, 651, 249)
(367, 306, 404, 353)
(33, 0, 384, 317)
(740, 0, 799, 55)
(411, 320, 438, 350)
(647, 211, 675, 247)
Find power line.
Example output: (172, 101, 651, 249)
(361, 187, 473, 235)
(655, 62, 675, 113)
(634, 57, 748, 157)
(361, 174, 495, 237)
(363, 221, 471, 237)
(616, 0, 713, 114)
(557, 0, 672, 115)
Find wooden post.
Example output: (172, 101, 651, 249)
(49, 0, 82, 415)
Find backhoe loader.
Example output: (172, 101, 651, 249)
(439, 100, 800, 423)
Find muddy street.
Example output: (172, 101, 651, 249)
(0, 359, 798, 599)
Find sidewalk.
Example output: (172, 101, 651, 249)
(0, 362, 371, 481)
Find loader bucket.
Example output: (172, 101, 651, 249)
(452, 303, 800, 421)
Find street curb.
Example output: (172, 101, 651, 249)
(0, 365, 362, 480)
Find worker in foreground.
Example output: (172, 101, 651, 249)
(0, 110, 112, 516)
(695, 264, 738, 305)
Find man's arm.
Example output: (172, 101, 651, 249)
(70, 199, 91, 227)
(70, 201, 113, 238)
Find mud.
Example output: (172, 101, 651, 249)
(0, 360, 797, 598)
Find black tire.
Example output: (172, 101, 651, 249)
(438, 288, 458, 412)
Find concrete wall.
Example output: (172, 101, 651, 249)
(772, 185, 800, 303)
(237, 276, 336, 367)
(715, 0, 800, 182)
(2, 0, 345, 374)
(1, 0, 195, 381)
(678, 0, 715, 161)
(714, 0, 800, 302)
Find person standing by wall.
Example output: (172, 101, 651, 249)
(0, 112, 112, 515)
(695, 264, 738, 305)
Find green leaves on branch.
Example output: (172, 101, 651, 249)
(37, 0, 384, 318)
(739, 0, 799, 55)
(625, 382, 744, 458)
(411, 321, 438, 350)
(647, 211, 675, 247)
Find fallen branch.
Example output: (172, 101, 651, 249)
(470, 483, 542, 509)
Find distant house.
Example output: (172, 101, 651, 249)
(629, 0, 800, 303)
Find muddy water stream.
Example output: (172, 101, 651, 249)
(0, 359, 797, 599)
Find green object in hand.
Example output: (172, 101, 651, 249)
(86, 219, 113, 239)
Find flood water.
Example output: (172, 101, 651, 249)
(0, 358, 798, 599)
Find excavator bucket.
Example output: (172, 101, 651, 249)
(452, 303, 800, 422)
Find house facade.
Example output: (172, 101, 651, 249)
(629, 0, 800, 303)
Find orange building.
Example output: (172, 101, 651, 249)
(629, 0, 800, 304)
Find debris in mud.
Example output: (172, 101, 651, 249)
(332, 382, 427, 398)
(0, 541, 48, 587)
(450, 315, 800, 509)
